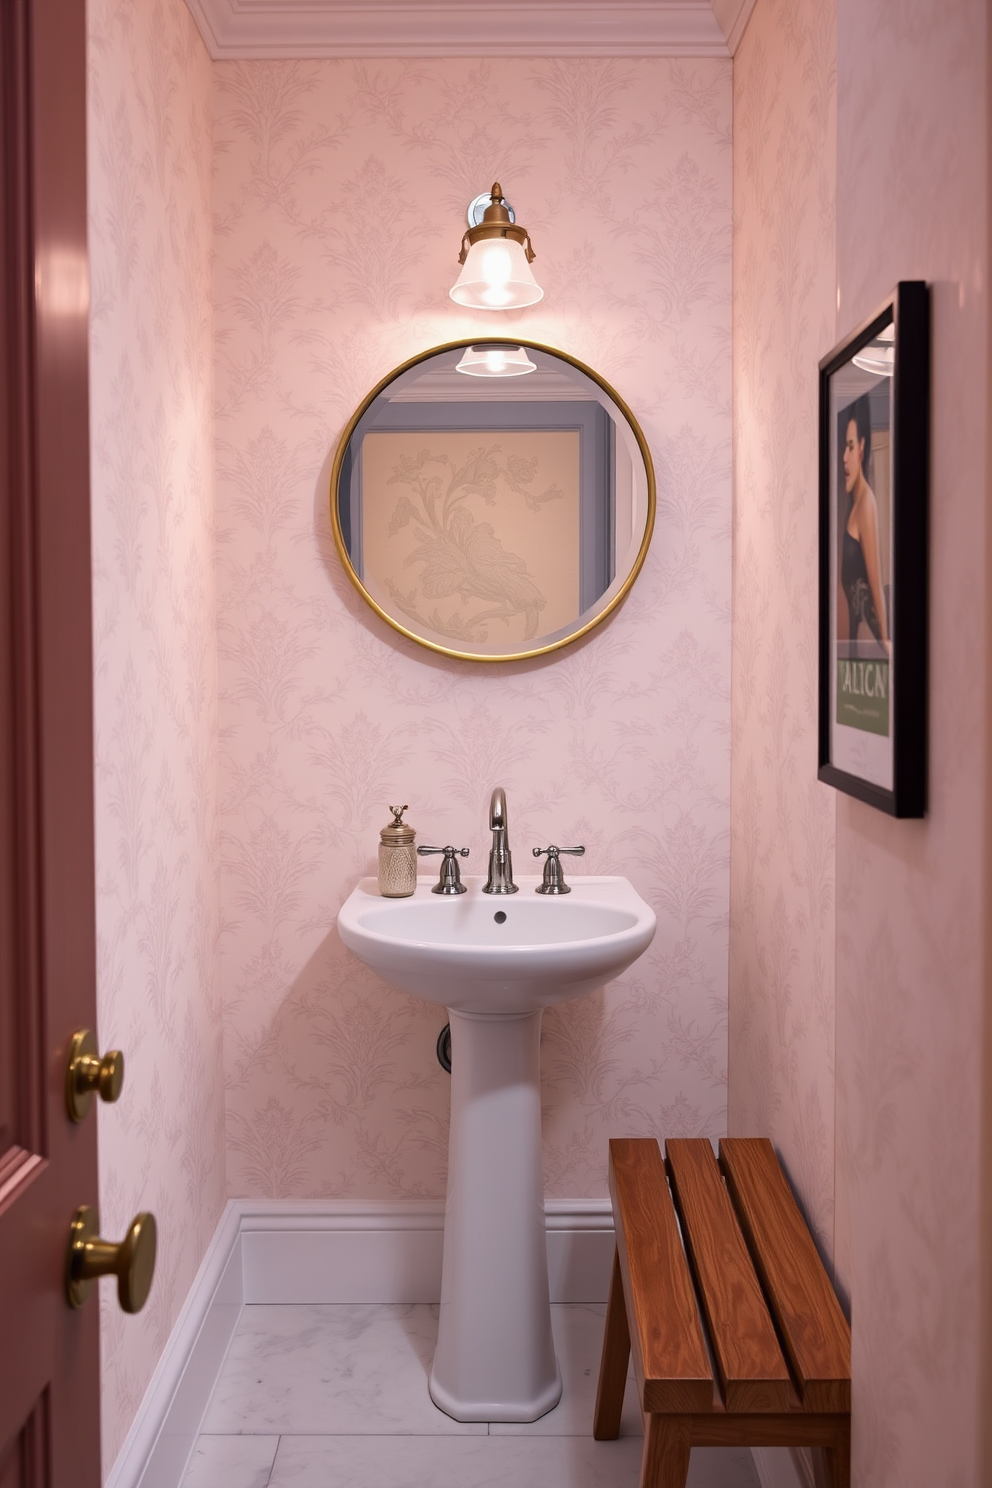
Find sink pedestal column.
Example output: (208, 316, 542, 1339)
(429, 1007, 562, 1423)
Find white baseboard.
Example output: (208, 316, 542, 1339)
(108, 1198, 615, 1488)
(106, 1204, 244, 1488)
(752, 1445, 814, 1488)
(239, 1200, 445, 1304)
(240, 1198, 613, 1304)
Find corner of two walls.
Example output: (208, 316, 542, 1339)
(87, 0, 225, 1473)
(211, 56, 734, 1205)
(729, 0, 838, 1257)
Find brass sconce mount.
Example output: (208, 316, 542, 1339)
(458, 182, 536, 266)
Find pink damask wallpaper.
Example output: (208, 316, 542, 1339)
(729, 0, 837, 1254)
(87, 0, 226, 1473)
(833, 1, 987, 1482)
(212, 57, 734, 1202)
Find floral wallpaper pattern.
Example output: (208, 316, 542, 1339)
(359, 427, 579, 648)
(212, 58, 734, 1203)
(834, 2, 986, 1483)
(87, 0, 225, 1474)
(729, 0, 837, 1256)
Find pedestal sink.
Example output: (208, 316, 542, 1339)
(337, 874, 656, 1422)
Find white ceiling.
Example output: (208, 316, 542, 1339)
(185, 0, 757, 59)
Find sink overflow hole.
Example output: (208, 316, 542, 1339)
(494, 911, 507, 924)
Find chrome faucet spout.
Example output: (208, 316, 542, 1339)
(490, 786, 507, 831)
(483, 787, 518, 894)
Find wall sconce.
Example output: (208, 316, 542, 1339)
(455, 344, 537, 377)
(449, 183, 543, 311)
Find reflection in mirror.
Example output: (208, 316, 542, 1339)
(331, 341, 655, 662)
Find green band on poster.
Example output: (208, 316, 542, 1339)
(836, 658, 890, 736)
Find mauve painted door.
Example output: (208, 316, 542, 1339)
(0, 0, 102, 1482)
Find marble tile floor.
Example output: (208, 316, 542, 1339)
(182, 1303, 761, 1488)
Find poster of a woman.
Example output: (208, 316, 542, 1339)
(840, 394, 889, 653)
(829, 371, 894, 791)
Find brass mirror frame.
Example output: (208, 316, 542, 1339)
(329, 338, 656, 663)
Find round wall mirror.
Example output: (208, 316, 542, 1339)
(330, 339, 655, 662)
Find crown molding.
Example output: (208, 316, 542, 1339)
(711, 0, 757, 52)
(185, 0, 757, 60)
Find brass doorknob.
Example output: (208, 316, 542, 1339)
(66, 1029, 124, 1122)
(66, 1206, 157, 1313)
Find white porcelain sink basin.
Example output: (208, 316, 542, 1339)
(337, 874, 656, 1014)
(336, 870, 656, 1426)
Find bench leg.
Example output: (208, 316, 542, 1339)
(593, 1247, 631, 1440)
(639, 1414, 690, 1488)
(814, 1439, 850, 1488)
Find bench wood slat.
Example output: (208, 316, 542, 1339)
(719, 1139, 850, 1413)
(609, 1139, 713, 1414)
(665, 1140, 796, 1413)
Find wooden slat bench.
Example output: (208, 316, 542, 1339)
(593, 1137, 850, 1488)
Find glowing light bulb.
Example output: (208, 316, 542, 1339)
(485, 349, 507, 373)
(482, 244, 512, 285)
(478, 244, 512, 306)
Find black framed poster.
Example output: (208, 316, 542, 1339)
(817, 281, 929, 816)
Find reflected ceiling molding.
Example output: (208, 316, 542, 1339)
(183, 0, 758, 60)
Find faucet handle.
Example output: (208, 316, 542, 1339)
(532, 845, 585, 895)
(418, 845, 470, 896)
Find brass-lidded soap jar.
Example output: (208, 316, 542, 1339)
(378, 805, 417, 897)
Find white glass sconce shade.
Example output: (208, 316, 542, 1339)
(455, 345, 537, 377)
(450, 237, 543, 311)
(852, 322, 895, 377)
